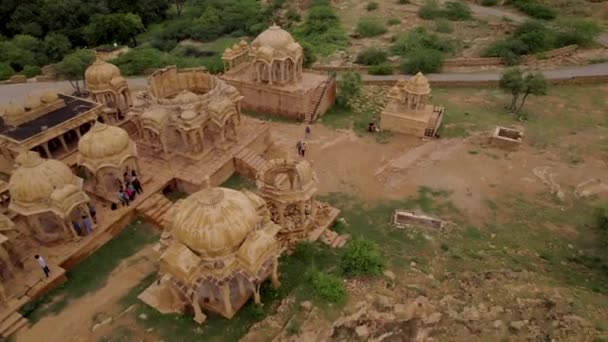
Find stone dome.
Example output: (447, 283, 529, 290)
(406, 72, 431, 95)
(78, 122, 131, 160)
(85, 57, 121, 91)
(24, 95, 41, 110)
(4, 102, 24, 119)
(40, 90, 59, 104)
(9, 151, 76, 204)
(167, 187, 260, 259)
(251, 24, 297, 52)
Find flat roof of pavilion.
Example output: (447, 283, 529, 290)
(0, 95, 97, 142)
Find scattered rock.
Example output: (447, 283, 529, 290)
(300, 301, 313, 312)
(423, 312, 442, 325)
(410, 261, 417, 267)
(383, 270, 396, 280)
(375, 295, 391, 308)
(493, 320, 504, 329)
(509, 320, 529, 331)
(91, 317, 113, 332)
(139, 313, 148, 320)
(491, 233, 496, 239)
(146, 328, 154, 332)
(355, 325, 370, 337)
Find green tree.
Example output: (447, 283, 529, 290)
(336, 72, 362, 109)
(22, 65, 41, 78)
(190, 7, 223, 42)
(56, 49, 95, 95)
(517, 72, 547, 113)
(340, 239, 386, 277)
(400, 48, 444, 73)
(0, 40, 35, 70)
(44, 33, 72, 62)
(499, 67, 524, 112)
(174, 0, 186, 17)
(0, 63, 14, 80)
(85, 13, 144, 47)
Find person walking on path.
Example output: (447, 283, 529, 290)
(131, 170, 143, 193)
(82, 215, 92, 235)
(72, 221, 82, 236)
(296, 140, 302, 156)
(301, 142, 307, 157)
(35, 255, 50, 278)
(305, 126, 311, 139)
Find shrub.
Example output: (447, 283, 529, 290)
(418, 0, 441, 19)
(391, 27, 456, 56)
(300, 41, 317, 67)
(366, 1, 379, 11)
(511, 0, 556, 20)
(112, 48, 173, 76)
(435, 19, 453, 33)
(355, 47, 388, 65)
(336, 72, 362, 108)
(443, 1, 472, 21)
(597, 207, 608, 232)
(400, 48, 444, 73)
(22, 65, 41, 78)
(398, 0, 410, 3)
(481, 0, 498, 5)
(356, 18, 388, 38)
(341, 239, 386, 276)
(0, 63, 14, 80)
(554, 18, 602, 47)
(387, 18, 401, 26)
(306, 267, 346, 303)
(369, 63, 394, 75)
(286, 7, 302, 22)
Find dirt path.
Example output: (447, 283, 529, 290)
(15, 246, 158, 342)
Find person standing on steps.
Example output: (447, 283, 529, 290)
(35, 255, 50, 278)
(296, 140, 302, 156)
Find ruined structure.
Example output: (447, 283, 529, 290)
(8, 151, 92, 243)
(149, 187, 281, 323)
(221, 25, 336, 123)
(85, 57, 132, 118)
(0, 215, 23, 306)
(77, 122, 140, 196)
(490, 126, 523, 151)
(136, 66, 244, 160)
(0, 91, 103, 171)
(380, 73, 444, 138)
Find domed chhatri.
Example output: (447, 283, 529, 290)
(380, 72, 445, 138)
(78, 121, 140, 195)
(167, 187, 260, 259)
(251, 24, 298, 52)
(159, 187, 282, 322)
(84, 56, 132, 118)
(9, 151, 91, 242)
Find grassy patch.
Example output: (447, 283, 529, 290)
(243, 110, 297, 123)
(20, 220, 159, 322)
(221, 173, 256, 190)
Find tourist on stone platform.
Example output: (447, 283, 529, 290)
(35, 255, 50, 278)
(296, 140, 302, 155)
(305, 126, 311, 139)
(123, 172, 131, 185)
(118, 189, 129, 206)
(124, 185, 133, 201)
(72, 221, 82, 236)
(131, 170, 143, 193)
(88, 203, 97, 223)
(128, 182, 137, 200)
(82, 216, 92, 235)
(301, 142, 307, 157)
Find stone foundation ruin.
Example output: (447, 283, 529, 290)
(490, 126, 523, 151)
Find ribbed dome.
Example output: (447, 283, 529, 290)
(24, 95, 41, 110)
(4, 102, 24, 119)
(78, 122, 131, 160)
(406, 72, 431, 95)
(9, 151, 76, 204)
(40, 90, 59, 104)
(85, 57, 121, 91)
(167, 187, 260, 259)
(251, 25, 297, 51)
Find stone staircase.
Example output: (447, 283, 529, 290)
(425, 106, 445, 138)
(234, 148, 267, 179)
(137, 193, 174, 228)
(304, 75, 334, 123)
(0, 311, 29, 339)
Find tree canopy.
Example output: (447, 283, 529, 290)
(85, 13, 144, 47)
(499, 67, 547, 114)
(56, 49, 95, 95)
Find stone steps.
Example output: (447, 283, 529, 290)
(235, 148, 266, 177)
(0, 312, 28, 339)
(304, 83, 327, 123)
(137, 193, 174, 228)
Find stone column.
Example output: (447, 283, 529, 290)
(253, 282, 261, 305)
(277, 204, 285, 226)
(192, 297, 206, 324)
(58, 135, 69, 153)
(271, 259, 280, 289)
(42, 142, 52, 159)
(75, 126, 82, 139)
(237, 276, 247, 297)
(62, 216, 78, 240)
(220, 284, 234, 317)
(83, 204, 96, 229)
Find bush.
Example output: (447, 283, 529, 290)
(387, 18, 401, 26)
(443, 1, 472, 21)
(554, 18, 602, 47)
(0, 63, 14, 80)
(511, 0, 556, 20)
(300, 41, 317, 68)
(355, 47, 388, 65)
(400, 48, 444, 73)
(286, 7, 302, 22)
(366, 1, 379, 11)
(112, 48, 173, 76)
(398, 0, 410, 3)
(293, 0, 348, 56)
(22, 65, 41, 78)
(391, 27, 456, 56)
(341, 239, 386, 276)
(418, 0, 441, 19)
(336, 72, 362, 108)
(435, 19, 453, 33)
(598, 207, 608, 232)
(306, 267, 346, 303)
(369, 63, 394, 75)
(356, 18, 388, 38)
(481, 0, 498, 5)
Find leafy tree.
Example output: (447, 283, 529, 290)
(300, 41, 317, 68)
(0, 40, 35, 71)
(499, 67, 525, 112)
(86, 13, 144, 47)
(336, 72, 362, 109)
(56, 49, 95, 95)
(356, 47, 388, 66)
(111, 47, 172, 76)
(554, 18, 602, 47)
(340, 239, 386, 276)
(0, 63, 14, 80)
(105, 0, 170, 25)
(174, 0, 186, 17)
(306, 267, 346, 304)
(190, 7, 222, 42)
(44, 33, 72, 62)
(400, 48, 444, 74)
(22, 65, 41, 78)
(518, 72, 547, 113)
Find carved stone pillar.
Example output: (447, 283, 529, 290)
(220, 284, 233, 317)
(42, 142, 52, 159)
(58, 135, 69, 153)
(271, 259, 280, 289)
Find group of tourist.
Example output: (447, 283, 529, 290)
(296, 126, 311, 157)
(71, 203, 96, 236)
(116, 170, 143, 208)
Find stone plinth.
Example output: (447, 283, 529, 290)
(490, 126, 523, 151)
